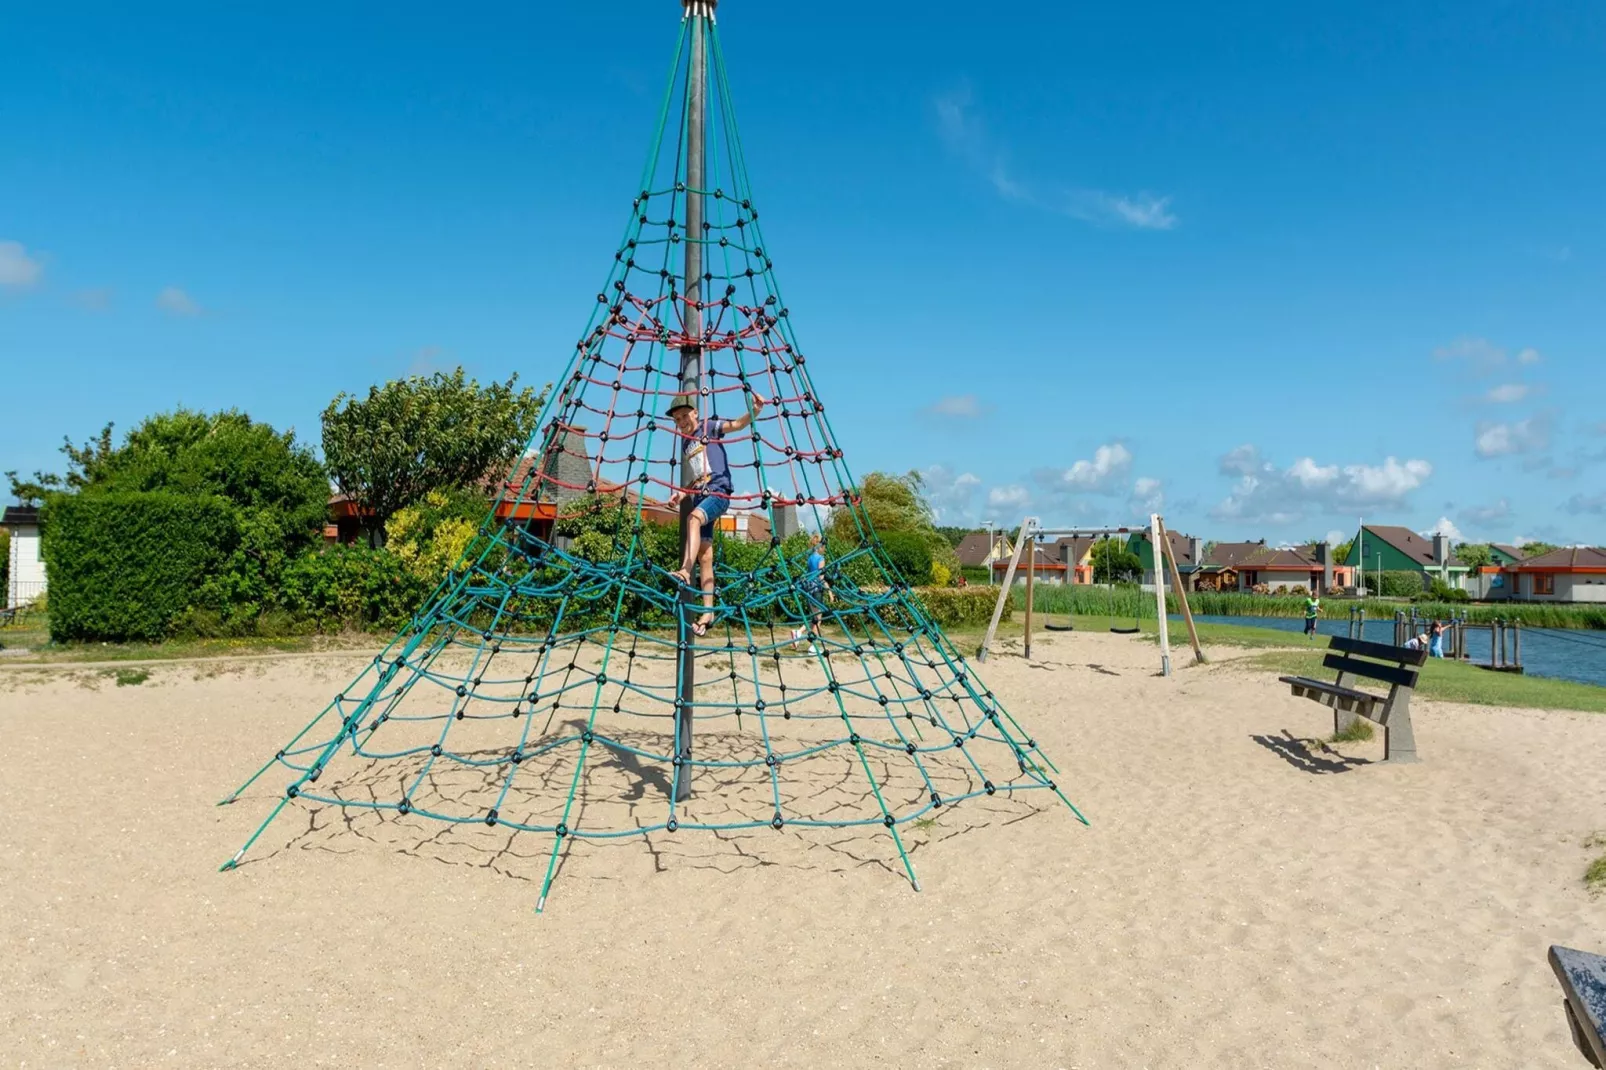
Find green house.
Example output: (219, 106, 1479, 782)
(1125, 529, 1203, 587)
(1344, 524, 1469, 588)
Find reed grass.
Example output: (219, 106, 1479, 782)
(1010, 586, 1606, 629)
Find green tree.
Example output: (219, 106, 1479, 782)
(830, 470, 959, 575)
(1455, 543, 1493, 568)
(1088, 537, 1142, 584)
(1330, 538, 1354, 565)
(934, 525, 972, 548)
(321, 368, 546, 544)
(1519, 540, 1560, 557)
(6, 422, 118, 504)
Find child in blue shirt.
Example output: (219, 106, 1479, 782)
(667, 391, 766, 635)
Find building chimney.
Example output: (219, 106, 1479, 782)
(1432, 533, 1448, 565)
(1188, 536, 1202, 566)
(1317, 541, 1333, 593)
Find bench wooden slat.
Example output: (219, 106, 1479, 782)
(1321, 653, 1421, 690)
(1328, 634, 1429, 666)
(1278, 675, 1379, 707)
(1549, 945, 1606, 1067)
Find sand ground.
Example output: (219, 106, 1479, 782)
(2, 631, 1603, 1068)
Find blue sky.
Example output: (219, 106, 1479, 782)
(3, 1, 1603, 547)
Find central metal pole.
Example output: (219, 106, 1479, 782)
(673, 0, 713, 804)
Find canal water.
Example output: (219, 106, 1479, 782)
(1184, 614, 1606, 690)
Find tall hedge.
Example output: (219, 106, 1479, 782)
(42, 492, 238, 641)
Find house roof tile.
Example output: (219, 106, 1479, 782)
(1363, 525, 1466, 569)
(1515, 546, 1606, 570)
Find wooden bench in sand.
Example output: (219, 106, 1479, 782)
(1278, 635, 1427, 763)
(1550, 945, 1606, 1067)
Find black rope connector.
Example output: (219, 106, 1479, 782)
(275, 749, 285, 759)
(485, 809, 498, 826)
(398, 798, 411, 815)
(510, 749, 524, 764)
(883, 813, 896, 828)
(1047, 781, 1057, 791)
(827, 680, 838, 693)
(984, 781, 996, 796)
(849, 732, 860, 745)
(286, 784, 299, 799)
(878, 695, 888, 706)
(455, 684, 467, 697)
(764, 754, 776, 767)
(556, 823, 569, 837)
(431, 744, 442, 757)
(596, 672, 607, 685)
(931, 793, 942, 808)
(455, 710, 465, 720)
(953, 736, 965, 749)
(771, 813, 784, 830)
(755, 700, 766, 711)
(666, 818, 678, 833)
(905, 742, 917, 755)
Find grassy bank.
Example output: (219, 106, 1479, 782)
(0, 620, 377, 666)
(1013, 585, 1606, 629)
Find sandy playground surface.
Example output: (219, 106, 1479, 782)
(2, 630, 1604, 1068)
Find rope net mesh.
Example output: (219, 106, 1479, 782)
(221, 12, 1084, 907)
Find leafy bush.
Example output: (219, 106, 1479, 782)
(1362, 570, 1427, 598)
(42, 491, 238, 641)
(913, 586, 1005, 629)
(878, 530, 934, 586)
(278, 545, 428, 631)
(388, 488, 496, 582)
(1415, 580, 1470, 603)
(959, 565, 990, 585)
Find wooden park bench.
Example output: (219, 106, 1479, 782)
(1550, 945, 1606, 1067)
(1279, 636, 1427, 762)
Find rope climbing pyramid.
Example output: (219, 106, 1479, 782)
(219, 0, 1085, 910)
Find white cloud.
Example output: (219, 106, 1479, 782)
(0, 240, 43, 288)
(1474, 414, 1551, 458)
(1422, 517, 1463, 540)
(1516, 347, 1541, 365)
(933, 87, 1176, 230)
(1461, 499, 1511, 524)
(1038, 442, 1133, 494)
(917, 464, 983, 524)
(1128, 476, 1164, 515)
(1484, 383, 1530, 403)
(1324, 529, 1347, 546)
(1211, 446, 1433, 524)
(1063, 190, 1177, 231)
(156, 286, 201, 317)
(986, 484, 1030, 513)
(921, 394, 989, 420)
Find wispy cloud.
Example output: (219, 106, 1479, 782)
(1474, 413, 1552, 459)
(1433, 337, 1541, 376)
(0, 240, 43, 288)
(920, 394, 990, 421)
(1484, 383, 1530, 404)
(916, 465, 983, 524)
(1035, 442, 1134, 495)
(933, 86, 1177, 231)
(1564, 492, 1606, 515)
(1461, 499, 1511, 524)
(156, 286, 201, 317)
(72, 287, 113, 312)
(987, 485, 1031, 512)
(1061, 190, 1177, 231)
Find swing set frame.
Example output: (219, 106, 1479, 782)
(976, 513, 1204, 675)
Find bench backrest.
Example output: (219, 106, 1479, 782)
(1323, 635, 1425, 690)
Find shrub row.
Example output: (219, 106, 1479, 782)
(42, 492, 239, 641)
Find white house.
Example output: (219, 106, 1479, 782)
(3, 505, 46, 609)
